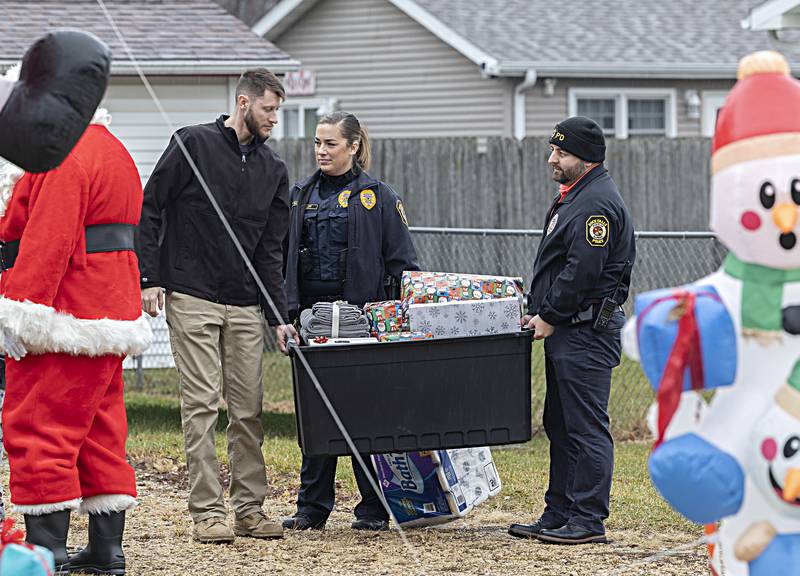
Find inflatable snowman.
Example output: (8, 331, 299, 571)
(625, 51, 800, 575)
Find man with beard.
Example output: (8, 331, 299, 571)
(509, 116, 635, 544)
(138, 68, 297, 543)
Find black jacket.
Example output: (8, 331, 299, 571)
(528, 165, 635, 326)
(284, 168, 419, 319)
(137, 115, 290, 324)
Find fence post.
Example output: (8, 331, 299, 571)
(135, 354, 143, 391)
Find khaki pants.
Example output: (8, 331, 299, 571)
(166, 291, 267, 522)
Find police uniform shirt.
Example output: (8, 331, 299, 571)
(527, 164, 635, 325)
(301, 168, 355, 285)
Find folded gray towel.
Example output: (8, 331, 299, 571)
(300, 301, 371, 341)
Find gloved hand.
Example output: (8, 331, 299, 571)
(1, 329, 26, 361)
(0, 30, 112, 173)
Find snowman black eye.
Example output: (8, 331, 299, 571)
(784, 435, 800, 458)
(792, 179, 800, 206)
(760, 181, 776, 209)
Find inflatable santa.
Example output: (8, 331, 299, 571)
(0, 81, 152, 574)
(0, 30, 111, 173)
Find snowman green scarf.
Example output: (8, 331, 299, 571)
(724, 253, 800, 333)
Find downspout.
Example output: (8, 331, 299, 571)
(513, 69, 537, 140)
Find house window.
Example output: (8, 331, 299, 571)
(273, 98, 337, 140)
(576, 98, 616, 134)
(569, 88, 677, 138)
(628, 99, 666, 134)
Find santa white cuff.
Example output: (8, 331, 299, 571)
(0, 297, 152, 356)
(14, 498, 82, 515)
(80, 494, 137, 515)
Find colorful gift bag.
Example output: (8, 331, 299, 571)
(363, 301, 406, 335)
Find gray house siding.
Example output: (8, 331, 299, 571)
(524, 78, 735, 138)
(273, 0, 511, 137)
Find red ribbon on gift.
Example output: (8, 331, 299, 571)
(0, 518, 53, 576)
(638, 290, 711, 449)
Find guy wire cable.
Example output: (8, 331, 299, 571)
(94, 1, 427, 573)
(92, 4, 708, 574)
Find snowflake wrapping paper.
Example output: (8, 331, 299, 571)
(406, 297, 522, 339)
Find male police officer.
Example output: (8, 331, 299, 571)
(509, 116, 635, 544)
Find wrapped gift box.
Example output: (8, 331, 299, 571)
(401, 271, 523, 307)
(377, 331, 433, 343)
(407, 297, 521, 339)
(372, 447, 501, 528)
(363, 300, 407, 334)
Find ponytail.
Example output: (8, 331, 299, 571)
(355, 125, 371, 171)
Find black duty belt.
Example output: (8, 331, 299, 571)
(0, 223, 136, 271)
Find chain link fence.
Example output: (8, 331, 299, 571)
(123, 228, 726, 439)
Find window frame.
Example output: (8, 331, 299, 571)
(272, 97, 332, 140)
(701, 90, 729, 138)
(568, 87, 678, 139)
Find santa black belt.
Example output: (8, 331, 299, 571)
(0, 223, 136, 271)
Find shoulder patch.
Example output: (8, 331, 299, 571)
(546, 213, 559, 235)
(338, 190, 351, 208)
(586, 215, 610, 247)
(396, 199, 409, 227)
(360, 189, 376, 210)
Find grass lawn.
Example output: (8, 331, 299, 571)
(124, 387, 696, 535)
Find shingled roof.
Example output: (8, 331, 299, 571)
(255, 0, 800, 78)
(0, 0, 299, 74)
(411, 0, 800, 77)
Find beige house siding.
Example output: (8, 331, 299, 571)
(101, 76, 235, 184)
(273, 0, 510, 137)
(524, 78, 735, 138)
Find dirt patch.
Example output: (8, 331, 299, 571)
(15, 469, 710, 576)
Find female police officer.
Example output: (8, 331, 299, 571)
(283, 111, 419, 531)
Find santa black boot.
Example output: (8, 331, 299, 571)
(68, 511, 126, 575)
(24, 510, 71, 574)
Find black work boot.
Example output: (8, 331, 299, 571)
(68, 511, 126, 575)
(24, 510, 71, 574)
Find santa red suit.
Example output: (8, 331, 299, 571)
(0, 111, 151, 519)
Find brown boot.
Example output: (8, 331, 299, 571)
(233, 511, 283, 539)
(192, 517, 234, 544)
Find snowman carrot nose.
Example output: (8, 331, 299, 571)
(773, 203, 798, 234)
(783, 468, 800, 502)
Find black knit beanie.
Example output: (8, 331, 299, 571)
(549, 116, 605, 162)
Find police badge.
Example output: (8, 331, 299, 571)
(360, 189, 376, 210)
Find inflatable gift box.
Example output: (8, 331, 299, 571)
(0, 519, 55, 576)
(635, 284, 737, 392)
